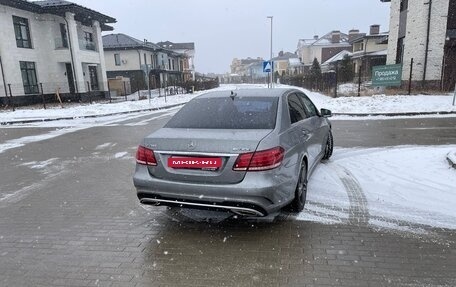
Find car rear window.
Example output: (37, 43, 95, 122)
(165, 96, 279, 129)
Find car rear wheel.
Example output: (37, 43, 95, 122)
(289, 162, 308, 212)
(322, 130, 333, 160)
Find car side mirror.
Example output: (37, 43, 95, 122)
(320, 108, 332, 117)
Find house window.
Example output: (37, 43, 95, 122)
(396, 37, 405, 64)
(114, 54, 121, 66)
(20, 61, 39, 94)
(13, 16, 32, 48)
(168, 59, 171, 70)
(82, 31, 95, 50)
(400, 0, 408, 11)
(60, 23, 68, 48)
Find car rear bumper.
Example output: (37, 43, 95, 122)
(133, 164, 297, 216)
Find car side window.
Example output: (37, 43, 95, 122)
(288, 94, 307, 124)
(298, 93, 319, 117)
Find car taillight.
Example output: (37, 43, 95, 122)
(136, 145, 157, 166)
(233, 147, 284, 171)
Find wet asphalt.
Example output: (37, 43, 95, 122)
(0, 112, 455, 286)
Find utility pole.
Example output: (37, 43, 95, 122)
(267, 16, 273, 89)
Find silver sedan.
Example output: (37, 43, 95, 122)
(133, 88, 333, 216)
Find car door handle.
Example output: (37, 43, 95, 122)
(301, 129, 310, 134)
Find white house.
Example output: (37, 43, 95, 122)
(0, 0, 116, 106)
(103, 34, 191, 92)
(382, 0, 456, 90)
(157, 41, 195, 81)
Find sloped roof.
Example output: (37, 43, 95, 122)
(29, 0, 115, 30)
(350, 32, 389, 43)
(272, 52, 298, 61)
(157, 41, 195, 50)
(103, 33, 161, 50)
(322, 50, 352, 65)
(351, 49, 387, 59)
(298, 31, 351, 49)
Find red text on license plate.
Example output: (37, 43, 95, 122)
(168, 157, 222, 169)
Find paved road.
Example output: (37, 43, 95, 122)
(0, 112, 455, 286)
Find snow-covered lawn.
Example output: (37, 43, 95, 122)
(298, 145, 456, 231)
(1, 84, 455, 124)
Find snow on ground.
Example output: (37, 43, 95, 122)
(298, 145, 456, 231)
(1, 84, 455, 124)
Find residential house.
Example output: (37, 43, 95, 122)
(230, 57, 263, 76)
(296, 31, 352, 68)
(272, 51, 299, 76)
(246, 61, 267, 83)
(0, 0, 116, 106)
(103, 33, 189, 92)
(350, 25, 388, 81)
(382, 0, 456, 90)
(157, 41, 195, 81)
(321, 50, 352, 73)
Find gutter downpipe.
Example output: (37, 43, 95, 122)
(423, 0, 432, 88)
(64, 17, 79, 94)
(0, 56, 8, 98)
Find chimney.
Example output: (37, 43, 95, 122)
(331, 30, 341, 43)
(313, 35, 319, 40)
(279, 51, 284, 57)
(370, 24, 380, 35)
(348, 29, 360, 42)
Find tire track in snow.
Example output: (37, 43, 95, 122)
(333, 164, 369, 225)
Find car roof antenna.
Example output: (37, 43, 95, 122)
(230, 91, 237, 100)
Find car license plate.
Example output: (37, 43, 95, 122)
(168, 157, 222, 169)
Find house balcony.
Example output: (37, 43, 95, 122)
(78, 40, 97, 52)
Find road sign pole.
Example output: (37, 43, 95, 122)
(267, 16, 273, 89)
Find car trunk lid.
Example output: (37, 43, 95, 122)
(143, 128, 272, 184)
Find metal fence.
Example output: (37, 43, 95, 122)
(0, 78, 220, 110)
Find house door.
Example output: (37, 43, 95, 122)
(65, 63, 75, 93)
(89, 66, 99, 91)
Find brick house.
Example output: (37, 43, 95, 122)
(382, 0, 456, 90)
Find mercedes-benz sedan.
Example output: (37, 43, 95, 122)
(133, 88, 333, 216)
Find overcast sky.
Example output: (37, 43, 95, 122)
(70, 0, 391, 74)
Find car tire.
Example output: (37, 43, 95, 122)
(289, 162, 308, 212)
(322, 130, 333, 160)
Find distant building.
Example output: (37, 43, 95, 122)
(382, 0, 456, 90)
(350, 25, 388, 80)
(296, 31, 353, 66)
(157, 41, 195, 81)
(0, 0, 116, 106)
(103, 34, 190, 92)
(272, 51, 300, 76)
(230, 57, 263, 75)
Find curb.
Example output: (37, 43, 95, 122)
(447, 152, 456, 169)
(333, 111, 456, 117)
(1, 105, 456, 125)
(0, 103, 186, 125)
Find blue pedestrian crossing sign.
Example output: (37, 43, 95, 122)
(263, 61, 273, 73)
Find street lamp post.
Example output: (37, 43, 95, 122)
(267, 16, 273, 89)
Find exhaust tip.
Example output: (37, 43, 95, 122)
(231, 209, 264, 217)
